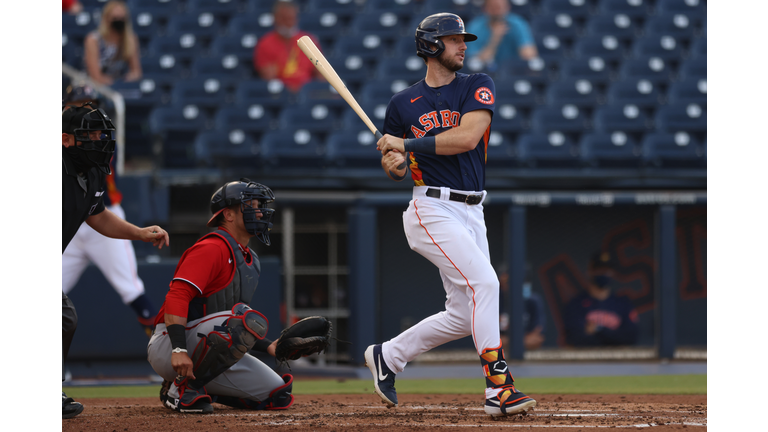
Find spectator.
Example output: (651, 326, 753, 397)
(563, 252, 639, 347)
(83, 0, 142, 85)
(498, 267, 546, 351)
(465, 0, 538, 70)
(63, 0, 83, 14)
(253, 0, 324, 93)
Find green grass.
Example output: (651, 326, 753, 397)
(63, 374, 705, 399)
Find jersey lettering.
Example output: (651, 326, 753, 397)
(416, 110, 461, 133)
(410, 125, 426, 138)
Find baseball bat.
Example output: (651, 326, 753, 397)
(297, 35, 383, 140)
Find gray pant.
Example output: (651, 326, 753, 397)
(147, 310, 284, 401)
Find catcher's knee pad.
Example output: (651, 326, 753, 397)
(265, 374, 294, 410)
(227, 303, 268, 355)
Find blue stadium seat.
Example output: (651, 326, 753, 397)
(618, 56, 673, 84)
(583, 14, 638, 41)
(632, 35, 684, 62)
(227, 14, 271, 38)
(210, 34, 259, 64)
(349, 12, 408, 42)
(494, 57, 553, 86)
(233, 79, 293, 111)
(530, 13, 580, 42)
(376, 54, 427, 85)
(299, 10, 346, 48)
(147, 34, 204, 63)
(194, 129, 262, 168)
(558, 57, 613, 86)
(132, 77, 166, 106)
(485, 131, 520, 168)
(596, 0, 651, 19)
(190, 55, 252, 87)
(62, 35, 83, 66)
(131, 9, 168, 44)
(535, 34, 568, 62)
(260, 129, 327, 168)
(296, 81, 352, 111)
(531, 104, 589, 133)
(593, 103, 651, 133)
(305, 0, 363, 20)
(677, 56, 706, 80)
(127, 0, 183, 14)
(421, 0, 482, 22)
(360, 78, 411, 106)
(171, 78, 230, 109)
(667, 78, 707, 106)
(517, 131, 580, 168)
(277, 104, 342, 133)
(539, 0, 593, 19)
(492, 104, 528, 136)
(494, 77, 539, 110)
(341, 102, 388, 131)
(641, 131, 705, 168)
(605, 78, 663, 108)
(141, 53, 188, 88)
(579, 131, 641, 168)
(325, 128, 382, 168)
(185, 0, 244, 20)
(165, 12, 224, 42)
(545, 78, 601, 108)
(655, 0, 707, 18)
(214, 104, 275, 138)
(62, 11, 97, 41)
(690, 37, 706, 58)
(365, 0, 421, 22)
(243, 0, 274, 15)
(324, 52, 374, 91)
(572, 35, 627, 63)
(643, 14, 698, 41)
(148, 104, 211, 168)
(654, 103, 707, 133)
(331, 34, 387, 61)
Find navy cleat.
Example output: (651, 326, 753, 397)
(62, 391, 84, 419)
(364, 344, 398, 407)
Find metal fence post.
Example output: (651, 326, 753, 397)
(657, 205, 677, 359)
(347, 205, 377, 365)
(507, 205, 527, 360)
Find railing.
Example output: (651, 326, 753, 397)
(62, 63, 126, 176)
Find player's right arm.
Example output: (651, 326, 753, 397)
(165, 312, 195, 379)
(377, 110, 492, 156)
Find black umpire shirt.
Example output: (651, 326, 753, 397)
(62, 149, 106, 253)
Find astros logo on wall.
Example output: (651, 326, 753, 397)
(475, 87, 494, 105)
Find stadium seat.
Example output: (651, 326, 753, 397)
(62, 10, 96, 42)
(593, 103, 651, 133)
(585, 13, 639, 40)
(349, 12, 408, 43)
(558, 57, 613, 86)
(641, 131, 704, 168)
(530, 13, 580, 42)
(690, 37, 707, 58)
(140, 53, 188, 88)
(535, 34, 568, 62)
(420, 0, 481, 22)
(233, 79, 293, 111)
(545, 78, 602, 108)
(654, 103, 707, 133)
(667, 78, 707, 106)
(485, 131, 520, 168)
(605, 78, 663, 109)
(579, 131, 641, 168)
(210, 34, 259, 64)
(190, 55, 252, 87)
(227, 14, 270, 38)
(572, 35, 627, 63)
(618, 56, 673, 85)
(277, 104, 342, 133)
(596, 0, 651, 19)
(643, 14, 697, 41)
(494, 77, 539, 110)
(243, 0, 274, 15)
(530, 104, 589, 133)
(185, 0, 244, 20)
(194, 129, 262, 168)
(260, 129, 327, 168)
(365, 0, 421, 23)
(325, 128, 383, 168)
(677, 56, 706, 80)
(494, 57, 553, 86)
(214, 104, 275, 138)
(171, 78, 230, 109)
(127, 0, 183, 14)
(131, 9, 168, 45)
(493, 103, 529, 136)
(360, 78, 411, 106)
(62, 35, 83, 67)
(655, 0, 707, 18)
(148, 104, 211, 168)
(517, 131, 580, 168)
(296, 81, 352, 111)
(538, 0, 593, 19)
(305, 0, 363, 20)
(147, 34, 204, 63)
(324, 52, 374, 91)
(132, 77, 166, 106)
(631, 35, 684, 62)
(376, 54, 427, 85)
(165, 13, 224, 43)
(331, 35, 388, 62)
(341, 102, 388, 131)
(299, 10, 346, 48)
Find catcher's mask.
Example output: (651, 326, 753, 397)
(62, 102, 116, 175)
(207, 178, 276, 245)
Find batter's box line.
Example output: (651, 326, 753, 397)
(247, 422, 707, 428)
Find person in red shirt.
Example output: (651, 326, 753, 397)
(148, 179, 294, 414)
(253, 0, 324, 92)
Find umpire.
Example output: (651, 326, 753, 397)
(62, 103, 170, 419)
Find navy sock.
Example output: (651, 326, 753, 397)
(129, 294, 157, 320)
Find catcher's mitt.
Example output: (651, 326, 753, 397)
(274, 316, 332, 363)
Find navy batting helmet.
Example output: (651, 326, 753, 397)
(415, 13, 477, 59)
(207, 178, 276, 245)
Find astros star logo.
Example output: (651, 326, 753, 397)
(475, 87, 494, 105)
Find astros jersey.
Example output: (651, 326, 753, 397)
(382, 72, 495, 191)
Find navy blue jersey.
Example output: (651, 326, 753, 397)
(563, 292, 639, 347)
(382, 73, 495, 191)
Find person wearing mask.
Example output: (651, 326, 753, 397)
(83, 0, 142, 85)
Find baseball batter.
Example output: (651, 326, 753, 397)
(365, 13, 537, 417)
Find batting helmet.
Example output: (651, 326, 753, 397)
(207, 178, 276, 245)
(415, 13, 477, 59)
(62, 102, 117, 175)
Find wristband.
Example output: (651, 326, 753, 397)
(403, 136, 436, 154)
(389, 170, 405, 181)
(167, 324, 187, 351)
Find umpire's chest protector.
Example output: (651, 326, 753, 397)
(187, 231, 261, 321)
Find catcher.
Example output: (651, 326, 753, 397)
(147, 179, 331, 414)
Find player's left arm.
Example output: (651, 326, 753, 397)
(377, 109, 492, 156)
(86, 208, 169, 249)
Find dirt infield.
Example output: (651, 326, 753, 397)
(62, 393, 706, 430)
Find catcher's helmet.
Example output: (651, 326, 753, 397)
(415, 13, 477, 59)
(62, 102, 117, 175)
(207, 178, 276, 245)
